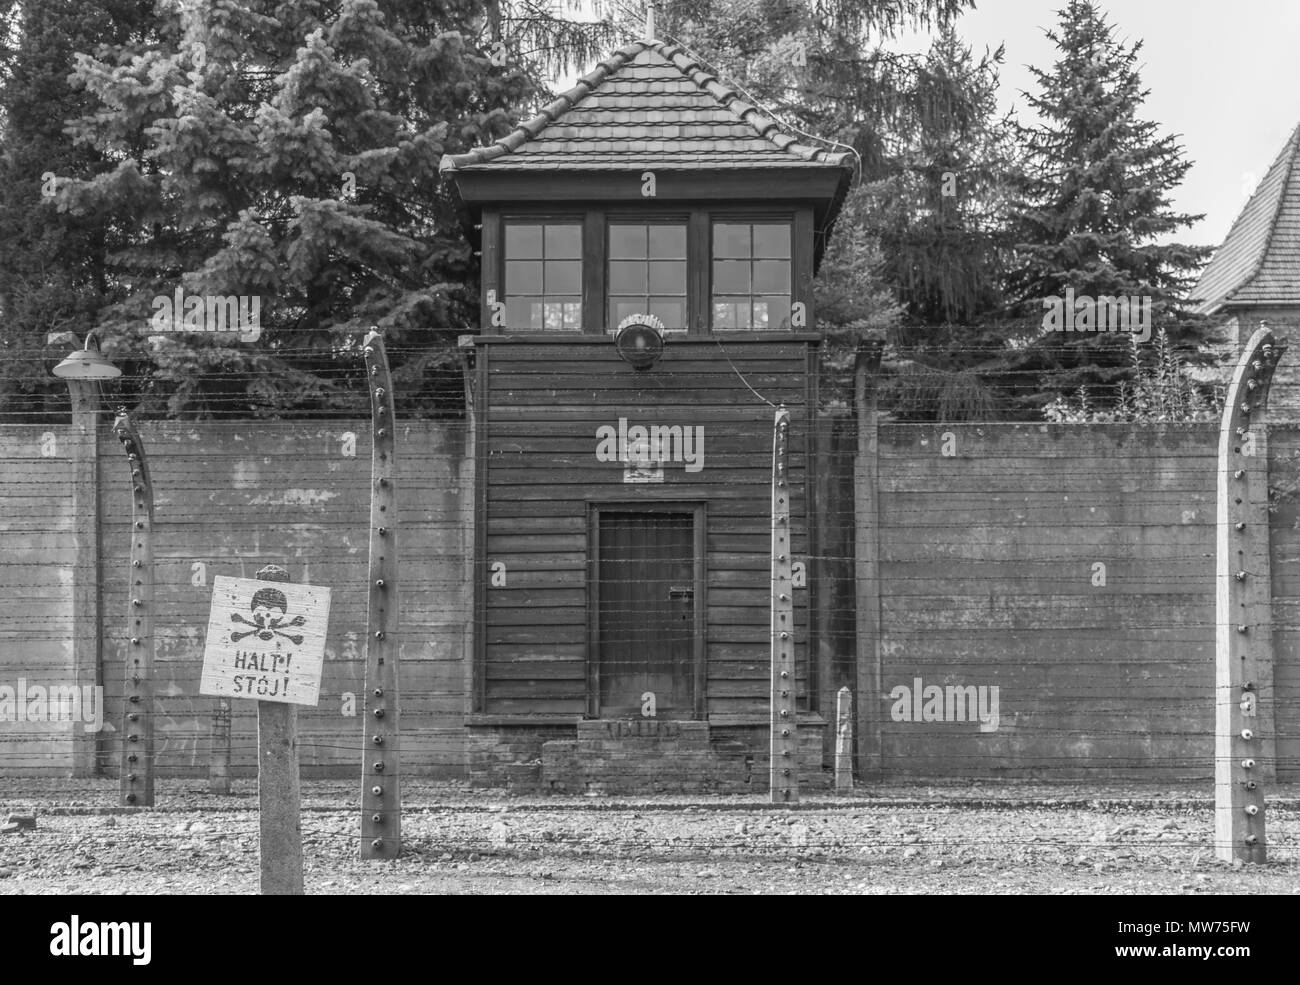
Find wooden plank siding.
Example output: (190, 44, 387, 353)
(477, 337, 817, 722)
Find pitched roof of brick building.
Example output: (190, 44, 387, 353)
(439, 40, 854, 175)
(1192, 124, 1300, 315)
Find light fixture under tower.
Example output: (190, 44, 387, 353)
(614, 313, 666, 370)
(52, 331, 121, 380)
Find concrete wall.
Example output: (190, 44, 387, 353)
(5, 416, 1299, 783)
(858, 422, 1299, 780)
(0, 420, 473, 778)
(1267, 425, 1300, 781)
(0, 426, 81, 773)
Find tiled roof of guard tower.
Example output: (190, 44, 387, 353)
(438, 39, 854, 174)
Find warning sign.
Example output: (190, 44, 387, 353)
(200, 576, 330, 706)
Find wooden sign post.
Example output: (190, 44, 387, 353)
(112, 412, 155, 808)
(360, 329, 402, 859)
(1215, 327, 1284, 863)
(770, 405, 798, 803)
(200, 566, 331, 893)
(255, 568, 303, 896)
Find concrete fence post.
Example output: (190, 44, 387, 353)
(209, 698, 232, 794)
(111, 411, 155, 807)
(770, 405, 798, 804)
(854, 343, 883, 780)
(1215, 326, 1284, 863)
(835, 686, 853, 793)
(68, 381, 101, 778)
(360, 329, 402, 858)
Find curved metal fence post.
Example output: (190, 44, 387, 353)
(112, 411, 155, 807)
(1215, 327, 1285, 863)
(360, 329, 401, 858)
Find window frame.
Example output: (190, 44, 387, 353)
(708, 215, 796, 333)
(605, 214, 691, 334)
(497, 214, 585, 333)
(483, 205, 808, 336)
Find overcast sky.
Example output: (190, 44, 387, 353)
(910, 0, 1300, 248)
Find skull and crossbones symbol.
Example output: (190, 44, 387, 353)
(231, 587, 305, 644)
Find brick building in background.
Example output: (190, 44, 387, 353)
(1193, 123, 1300, 416)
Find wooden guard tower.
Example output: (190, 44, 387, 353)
(440, 32, 854, 791)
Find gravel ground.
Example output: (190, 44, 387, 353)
(2, 779, 1298, 894)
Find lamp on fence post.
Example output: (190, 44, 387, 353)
(54, 336, 157, 807)
(52, 331, 121, 425)
(52, 332, 122, 780)
(52, 331, 122, 380)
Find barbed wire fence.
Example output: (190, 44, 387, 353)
(1, 334, 1299, 867)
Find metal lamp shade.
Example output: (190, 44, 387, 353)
(614, 318, 665, 370)
(53, 338, 121, 380)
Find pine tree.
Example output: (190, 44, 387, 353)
(650, 0, 975, 174)
(52, 0, 600, 419)
(645, 1, 1015, 418)
(0, 0, 158, 421)
(997, 0, 1213, 416)
(872, 27, 1014, 328)
(813, 184, 902, 413)
(868, 26, 1019, 420)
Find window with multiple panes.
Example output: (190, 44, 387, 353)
(496, 214, 798, 332)
(607, 221, 688, 331)
(503, 221, 583, 331)
(710, 221, 792, 330)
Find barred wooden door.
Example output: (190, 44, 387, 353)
(597, 512, 695, 717)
